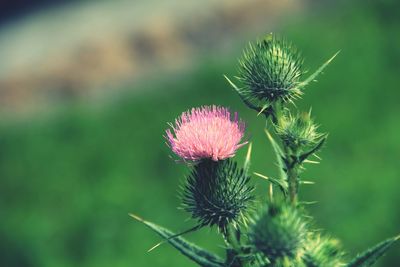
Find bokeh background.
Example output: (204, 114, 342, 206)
(0, 0, 399, 266)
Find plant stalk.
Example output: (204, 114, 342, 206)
(287, 164, 298, 206)
(270, 101, 299, 206)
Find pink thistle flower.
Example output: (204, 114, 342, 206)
(166, 105, 247, 161)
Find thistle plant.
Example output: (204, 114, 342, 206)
(237, 35, 303, 106)
(182, 158, 253, 234)
(130, 34, 399, 267)
(248, 204, 307, 262)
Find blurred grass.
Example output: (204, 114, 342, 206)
(1, 1, 400, 266)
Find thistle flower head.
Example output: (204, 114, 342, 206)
(276, 111, 323, 152)
(166, 105, 246, 162)
(248, 203, 307, 262)
(182, 159, 254, 233)
(237, 34, 304, 105)
(302, 234, 344, 267)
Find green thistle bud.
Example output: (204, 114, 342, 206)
(302, 234, 344, 267)
(248, 203, 307, 262)
(182, 159, 254, 233)
(276, 111, 324, 152)
(237, 34, 304, 105)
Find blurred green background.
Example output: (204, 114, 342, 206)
(0, 0, 399, 266)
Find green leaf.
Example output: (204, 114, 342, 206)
(129, 214, 225, 267)
(244, 142, 252, 174)
(297, 51, 340, 89)
(265, 129, 288, 185)
(298, 136, 327, 163)
(346, 235, 400, 267)
(224, 75, 266, 114)
(253, 172, 288, 192)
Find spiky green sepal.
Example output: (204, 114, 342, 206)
(302, 234, 344, 267)
(248, 203, 307, 263)
(182, 159, 254, 233)
(237, 34, 304, 106)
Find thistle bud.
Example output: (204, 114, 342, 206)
(237, 35, 304, 105)
(302, 235, 344, 267)
(248, 203, 307, 262)
(276, 111, 323, 152)
(182, 159, 254, 233)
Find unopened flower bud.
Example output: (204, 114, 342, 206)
(182, 159, 254, 233)
(237, 35, 304, 105)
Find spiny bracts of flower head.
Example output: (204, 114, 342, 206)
(237, 34, 304, 105)
(166, 105, 246, 162)
(181, 159, 254, 233)
(248, 203, 307, 262)
(276, 111, 324, 152)
(301, 234, 344, 267)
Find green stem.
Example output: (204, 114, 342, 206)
(222, 227, 243, 267)
(287, 164, 299, 206)
(270, 100, 299, 206)
(283, 145, 299, 206)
